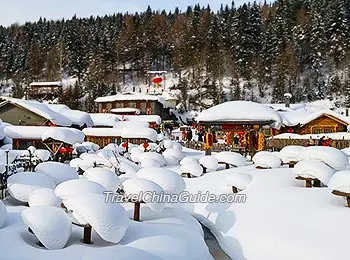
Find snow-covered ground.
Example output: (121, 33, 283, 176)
(2, 140, 350, 259)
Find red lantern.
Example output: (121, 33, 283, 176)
(143, 142, 149, 150)
(152, 77, 163, 84)
(59, 147, 73, 154)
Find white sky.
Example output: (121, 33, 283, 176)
(0, 0, 269, 26)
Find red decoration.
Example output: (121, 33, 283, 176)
(287, 128, 294, 133)
(121, 142, 128, 148)
(143, 142, 149, 150)
(152, 77, 163, 84)
(59, 147, 73, 154)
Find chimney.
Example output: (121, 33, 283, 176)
(346, 108, 349, 117)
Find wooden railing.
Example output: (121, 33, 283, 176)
(266, 138, 350, 151)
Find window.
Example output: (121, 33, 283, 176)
(262, 129, 271, 137)
(312, 127, 334, 134)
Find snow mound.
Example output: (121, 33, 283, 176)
(21, 206, 71, 250)
(138, 152, 166, 166)
(252, 151, 272, 162)
(163, 140, 174, 149)
(0, 149, 18, 164)
(328, 170, 350, 193)
(226, 172, 253, 190)
(122, 178, 165, 212)
(140, 158, 162, 168)
(180, 163, 204, 177)
(83, 246, 163, 260)
(180, 156, 198, 166)
(7, 172, 56, 202)
(294, 160, 335, 184)
(55, 179, 106, 200)
(34, 149, 51, 161)
(199, 156, 218, 171)
(214, 152, 246, 167)
(164, 155, 179, 165)
(79, 153, 113, 168)
(103, 143, 119, 154)
(83, 168, 121, 191)
(299, 146, 349, 170)
(163, 148, 184, 161)
(35, 162, 79, 185)
(253, 152, 281, 169)
(0, 200, 6, 229)
(81, 142, 100, 152)
(28, 188, 61, 207)
(130, 148, 144, 163)
(69, 158, 94, 171)
(341, 147, 350, 156)
(137, 167, 186, 194)
(63, 194, 129, 243)
(279, 145, 305, 163)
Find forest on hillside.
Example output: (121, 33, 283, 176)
(1, 0, 350, 111)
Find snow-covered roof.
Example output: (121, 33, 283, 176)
(47, 104, 93, 127)
(111, 108, 141, 114)
(271, 132, 350, 140)
(197, 101, 282, 129)
(122, 115, 162, 125)
(124, 128, 157, 142)
(280, 110, 350, 127)
(41, 127, 85, 145)
(29, 81, 62, 87)
(4, 126, 85, 145)
(4, 126, 52, 139)
(83, 127, 156, 141)
(95, 92, 163, 103)
(89, 113, 119, 127)
(83, 127, 122, 137)
(1, 97, 72, 126)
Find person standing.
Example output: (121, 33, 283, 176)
(187, 128, 193, 141)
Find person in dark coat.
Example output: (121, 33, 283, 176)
(187, 129, 193, 141)
(197, 129, 204, 142)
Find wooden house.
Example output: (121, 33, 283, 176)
(95, 92, 171, 119)
(0, 98, 71, 127)
(27, 81, 62, 101)
(83, 126, 157, 149)
(278, 111, 349, 135)
(197, 101, 282, 151)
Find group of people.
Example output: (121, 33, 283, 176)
(181, 126, 218, 144)
(306, 136, 333, 147)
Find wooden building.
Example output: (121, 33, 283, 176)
(0, 98, 71, 127)
(27, 81, 62, 101)
(83, 126, 157, 149)
(278, 111, 349, 135)
(95, 92, 171, 119)
(197, 101, 282, 152)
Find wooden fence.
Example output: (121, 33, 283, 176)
(266, 138, 350, 151)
